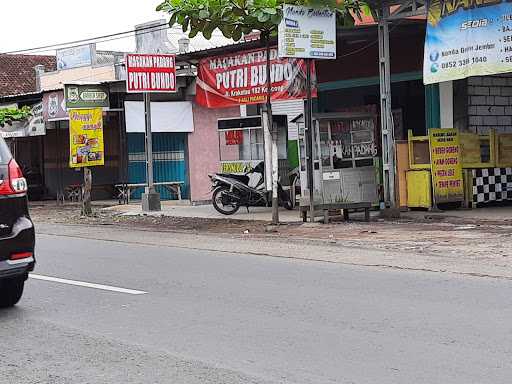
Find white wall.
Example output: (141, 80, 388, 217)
(439, 81, 454, 128)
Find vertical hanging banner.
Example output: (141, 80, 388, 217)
(424, 0, 512, 84)
(196, 47, 317, 108)
(429, 128, 464, 203)
(125, 53, 177, 93)
(69, 108, 105, 168)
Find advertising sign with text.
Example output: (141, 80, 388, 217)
(196, 47, 316, 108)
(126, 53, 177, 93)
(429, 128, 464, 203)
(424, 0, 512, 84)
(65, 84, 110, 109)
(69, 108, 105, 168)
(278, 4, 336, 59)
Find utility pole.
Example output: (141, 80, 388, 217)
(142, 92, 161, 211)
(378, 5, 396, 210)
(264, 36, 279, 225)
(305, 59, 315, 222)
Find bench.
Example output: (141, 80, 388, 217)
(300, 202, 372, 223)
(65, 184, 117, 202)
(115, 182, 184, 204)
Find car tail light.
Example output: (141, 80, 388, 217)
(10, 252, 33, 260)
(0, 159, 27, 195)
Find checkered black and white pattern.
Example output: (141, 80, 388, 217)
(472, 168, 512, 205)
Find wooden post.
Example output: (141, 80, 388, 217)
(82, 167, 92, 216)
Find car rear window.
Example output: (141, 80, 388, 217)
(0, 137, 12, 164)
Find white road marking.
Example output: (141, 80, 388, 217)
(29, 274, 147, 295)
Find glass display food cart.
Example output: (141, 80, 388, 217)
(298, 112, 380, 205)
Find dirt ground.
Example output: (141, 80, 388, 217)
(29, 202, 512, 263)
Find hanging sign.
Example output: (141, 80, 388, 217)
(429, 128, 464, 204)
(196, 47, 317, 108)
(65, 84, 110, 109)
(69, 108, 105, 168)
(278, 4, 336, 59)
(125, 53, 177, 93)
(424, 0, 512, 84)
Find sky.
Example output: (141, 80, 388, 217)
(1, 0, 230, 55)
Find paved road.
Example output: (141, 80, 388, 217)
(1, 230, 511, 384)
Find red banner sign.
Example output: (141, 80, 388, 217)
(196, 47, 317, 108)
(126, 53, 177, 93)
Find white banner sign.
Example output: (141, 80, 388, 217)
(124, 101, 194, 133)
(278, 4, 336, 59)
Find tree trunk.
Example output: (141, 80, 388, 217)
(82, 167, 92, 217)
(264, 34, 279, 225)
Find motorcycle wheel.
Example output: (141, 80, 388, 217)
(212, 186, 240, 215)
(283, 199, 294, 210)
(278, 188, 294, 210)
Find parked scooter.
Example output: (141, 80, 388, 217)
(209, 162, 294, 215)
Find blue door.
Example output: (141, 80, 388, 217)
(127, 132, 188, 200)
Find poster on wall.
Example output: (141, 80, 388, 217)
(278, 4, 336, 59)
(196, 47, 317, 108)
(429, 128, 464, 204)
(424, 0, 512, 84)
(69, 108, 104, 168)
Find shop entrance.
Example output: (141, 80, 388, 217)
(127, 132, 188, 200)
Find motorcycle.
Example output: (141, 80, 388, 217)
(209, 162, 294, 215)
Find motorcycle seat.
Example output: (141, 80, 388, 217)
(217, 173, 250, 185)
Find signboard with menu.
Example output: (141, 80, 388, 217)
(69, 108, 105, 168)
(424, 0, 512, 84)
(429, 128, 464, 204)
(278, 4, 336, 59)
(125, 53, 177, 93)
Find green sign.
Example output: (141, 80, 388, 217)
(64, 84, 110, 109)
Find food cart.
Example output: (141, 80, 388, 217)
(297, 112, 381, 205)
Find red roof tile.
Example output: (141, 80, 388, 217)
(0, 54, 56, 97)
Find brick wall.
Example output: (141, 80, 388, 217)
(467, 74, 512, 134)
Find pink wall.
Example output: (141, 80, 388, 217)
(189, 102, 240, 202)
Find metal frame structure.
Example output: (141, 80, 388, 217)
(371, 0, 427, 207)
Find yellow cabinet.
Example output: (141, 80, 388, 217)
(407, 170, 432, 208)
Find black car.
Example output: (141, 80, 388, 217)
(0, 137, 35, 307)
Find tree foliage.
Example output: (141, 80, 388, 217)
(0, 106, 32, 127)
(157, 0, 368, 41)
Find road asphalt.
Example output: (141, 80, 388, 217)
(1, 226, 511, 383)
